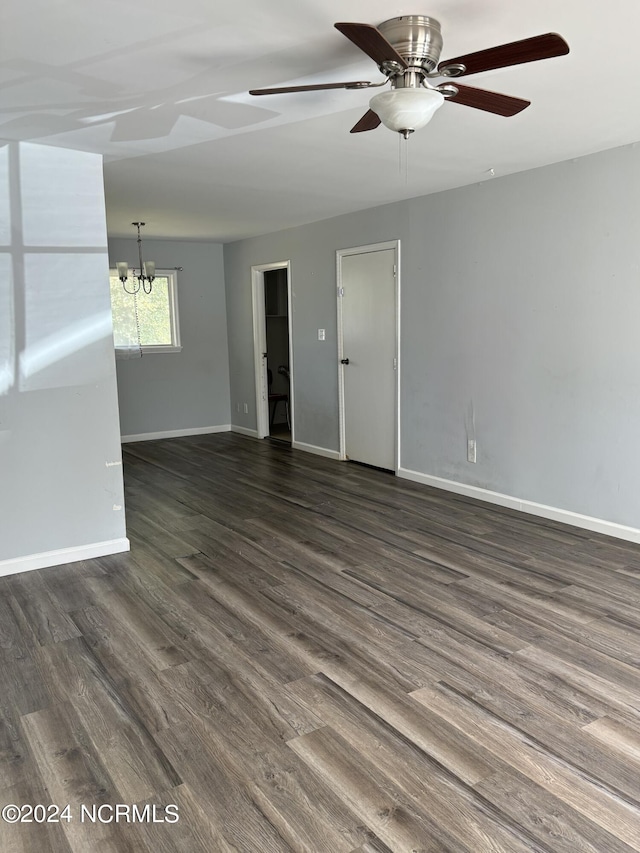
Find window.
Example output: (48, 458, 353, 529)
(109, 269, 181, 353)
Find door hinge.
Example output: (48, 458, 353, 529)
(338, 286, 345, 297)
(393, 265, 397, 278)
(393, 357, 397, 370)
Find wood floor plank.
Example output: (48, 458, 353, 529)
(554, 582, 640, 629)
(156, 663, 368, 851)
(165, 648, 323, 742)
(485, 606, 640, 671)
(36, 638, 182, 802)
(412, 537, 569, 594)
(67, 606, 184, 735)
(439, 672, 640, 807)
(158, 577, 312, 686)
(289, 726, 469, 853)
(453, 573, 601, 625)
(0, 595, 56, 716)
(345, 563, 501, 619)
(155, 718, 296, 852)
(513, 643, 640, 717)
(475, 768, 639, 853)
(582, 716, 640, 766)
(288, 673, 552, 853)
(371, 594, 528, 656)
(74, 583, 192, 672)
(130, 783, 238, 853)
(275, 557, 395, 609)
(411, 682, 640, 850)
(20, 702, 143, 852)
(348, 841, 394, 853)
(0, 779, 73, 853)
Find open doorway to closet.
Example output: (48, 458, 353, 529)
(252, 261, 293, 445)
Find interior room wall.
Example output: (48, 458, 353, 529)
(224, 142, 640, 531)
(0, 142, 127, 574)
(225, 203, 401, 448)
(108, 238, 230, 439)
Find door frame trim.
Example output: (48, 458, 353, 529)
(336, 240, 401, 470)
(251, 260, 294, 441)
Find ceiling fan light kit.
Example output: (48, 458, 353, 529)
(369, 87, 444, 137)
(250, 15, 569, 138)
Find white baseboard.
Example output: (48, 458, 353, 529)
(292, 441, 341, 460)
(231, 425, 260, 438)
(0, 537, 130, 578)
(121, 425, 231, 443)
(398, 467, 640, 545)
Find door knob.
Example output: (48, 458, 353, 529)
(341, 358, 350, 365)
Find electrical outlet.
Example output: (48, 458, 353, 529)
(243, 403, 249, 414)
(467, 439, 477, 463)
(318, 329, 326, 341)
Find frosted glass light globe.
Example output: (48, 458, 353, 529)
(369, 88, 445, 133)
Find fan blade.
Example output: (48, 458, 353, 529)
(447, 83, 530, 116)
(335, 22, 408, 69)
(250, 81, 374, 96)
(439, 33, 569, 77)
(350, 110, 381, 133)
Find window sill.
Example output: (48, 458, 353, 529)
(115, 345, 183, 355)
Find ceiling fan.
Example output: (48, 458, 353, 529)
(250, 16, 569, 137)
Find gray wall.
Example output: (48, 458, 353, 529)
(224, 142, 640, 529)
(0, 142, 126, 565)
(108, 238, 230, 437)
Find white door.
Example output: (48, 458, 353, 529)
(340, 247, 397, 470)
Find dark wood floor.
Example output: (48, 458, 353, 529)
(3, 434, 640, 852)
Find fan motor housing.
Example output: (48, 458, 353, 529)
(378, 16, 443, 71)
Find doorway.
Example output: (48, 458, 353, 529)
(337, 241, 400, 471)
(252, 262, 293, 444)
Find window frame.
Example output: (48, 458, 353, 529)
(109, 268, 182, 354)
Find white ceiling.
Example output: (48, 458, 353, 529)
(3, 0, 640, 242)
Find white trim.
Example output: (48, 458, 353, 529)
(0, 538, 130, 578)
(292, 441, 341, 460)
(285, 264, 295, 445)
(111, 268, 182, 353)
(336, 240, 401, 470)
(251, 266, 269, 439)
(130, 344, 183, 354)
(251, 261, 294, 442)
(121, 425, 231, 443)
(395, 246, 402, 472)
(337, 241, 400, 257)
(336, 256, 346, 460)
(231, 425, 260, 438)
(398, 467, 640, 545)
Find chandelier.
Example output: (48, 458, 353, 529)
(117, 222, 156, 294)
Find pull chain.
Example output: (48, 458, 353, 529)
(133, 291, 143, 358)
(398, 134, 410, 185)
(404, 134, 409, 185)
